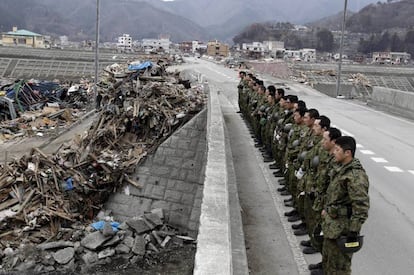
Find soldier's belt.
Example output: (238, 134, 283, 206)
(326, 205, 351, 218)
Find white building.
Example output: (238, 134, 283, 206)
(59, 35, 69, 46)
(285, 48, 316, 62)
(142, 38, 171, 53)
(372, 51, 411, 65)
(117, 34, 132, 51)
(242, 42, 265, 53)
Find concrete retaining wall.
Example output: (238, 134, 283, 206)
(313, 83, 357, 98)
(368, 86, 414, 120)
(105, 108, 207, 237)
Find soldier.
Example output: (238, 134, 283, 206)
(316, 136, 370, 275)
(237, 71, 247, 113)
(308, 127, 342, 272)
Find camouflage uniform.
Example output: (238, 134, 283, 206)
(321, 158, 370, 275)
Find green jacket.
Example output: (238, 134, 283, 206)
(322, 158, 370, 239)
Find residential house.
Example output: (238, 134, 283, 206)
(2, 27, 44, 48)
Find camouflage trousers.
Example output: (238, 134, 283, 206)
(322, 238, 352, 275)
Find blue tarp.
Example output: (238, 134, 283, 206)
(91, 221, 120, 232)
(128, 61, 153, 71)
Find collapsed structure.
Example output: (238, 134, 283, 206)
(0, 59, 206, 272)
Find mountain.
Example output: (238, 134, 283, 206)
(304, 0, 414, 34)
(0, 0, 208, 42)
(346, 0, 414, 33)
(0, 0, 381, 43)
(306, 11, 356, 31)
(140, 0, 379, 41)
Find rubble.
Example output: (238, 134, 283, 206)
(0, 59, 204, 272)
(0, 78, 91, 142)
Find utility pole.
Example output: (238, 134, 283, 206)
(336, 0, 348, 98)
(94, 0, 100, 106)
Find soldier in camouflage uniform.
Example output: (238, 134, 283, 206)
(317, 136, 370, 275)
(300, 115, 331, 251)
(285, 108, 319, 223)
(237, 71, 247, 113)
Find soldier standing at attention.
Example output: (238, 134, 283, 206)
(318, 136, 370, 275)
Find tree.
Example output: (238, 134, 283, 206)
(316, 29, 334, 52)
(390, 33, 403, 51)
(378, 31, 391, 51)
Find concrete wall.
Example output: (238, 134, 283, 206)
(368, 86, 414, 120)
(105, 109, 207, 237)
(313, 83, 357, 98)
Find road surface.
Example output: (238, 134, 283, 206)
(180, 57, 414, 275)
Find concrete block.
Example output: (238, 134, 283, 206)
(164, 190, 182, 203)
(175, 181, 194, 193)
(152, 154, 165, 165)
(195, 186, 204, 199)
(151, 185, 166, 199)
(169, 203, 191, 214)
(143, 184, 154, 197)
(151, 200, 170, 210)
(132, 236, 146, 256)
(190, 208, 201, 221)
(187, 221, 199, 232)
(178, 129, 188, 137)
(81, 232, 112, 250)
(139, 198, 152, 212)
(182, 160, 196, 169)
(144, 213, 163, 227)
(53, 247, 75, 265)
(194, 198, 203, 208)
(168, 211, 189, 228)
(186, 169, 199, 183)
(167, 179, 177, 189)
(181, 193, 195, 206)
(189, 129, 201, 138)
(126, 218, 150, 235)
(169, 136, 180, 147)
(165, 156, 184, 168)
(178, 170, 187, 181)
(128, 185, 144, 196)
(177, 139, 191, 150)
(152, 166, 171, 176)
(169, 167, 180, 179)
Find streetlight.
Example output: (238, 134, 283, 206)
(336, 0, 348, 98)
(94, 0, 100, 107)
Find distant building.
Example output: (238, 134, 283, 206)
(372, 51, 411, 65)
(142, 38, 171, 53)
(117, 34, 132, 51)
(60, 35, 69, 46)
(285, 48, 316, 62)
(2, 26, 44, 48)
(207, 40, 229, 57)
(179, 41, 193, 53)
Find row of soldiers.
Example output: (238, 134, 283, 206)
(237, 71, 370, 275)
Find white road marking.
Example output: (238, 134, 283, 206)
(331, 124, 355, 137)
(360, 150, 375, 155)
(408, 170, 414, 175)
(371, 157, 388, 163)
(384, 166, 403, 172)
(356, 144, 364, 148)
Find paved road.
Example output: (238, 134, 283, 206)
(183, 58, 414, 275)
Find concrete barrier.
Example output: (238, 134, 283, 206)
(194, 84, 232, 275)
(368, 86, 414, 120)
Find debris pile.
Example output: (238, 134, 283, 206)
(0, 79, 91, 141)
(348, 73, 371, 87)
(0, 209, 196, 273)
(0, 60, 205, 271)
